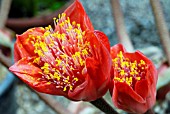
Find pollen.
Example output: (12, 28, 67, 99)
(30, 13, 92, 92)
(112, 51, 147, 88)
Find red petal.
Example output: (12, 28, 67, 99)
(125, 51, 158, 85)
(94, 30, 110, 52)
(68, 75, 97, 101)
(135, 79, 149, 99)
(64, 0, 94, 31)
(9, 57, 67, 96)
(85, 31, 111, 81)
(110, 43, 126, 59)
(9, 57, 43, 83)
(15, 27, 45, 61)
(68, 31, 111, 101)
(14, 39, 30, 62)
(115, 82, 145, 103)
(112, 87, 149, 113)
(86, 57, 100, 80)
(83, 31, 111, 100)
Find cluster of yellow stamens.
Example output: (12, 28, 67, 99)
(29, 13, 92, 92)
(112, 51, 147, 87)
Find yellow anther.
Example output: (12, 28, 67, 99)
(40, 42, 48, 52)
(53, 17, 56, 20)
(36, 50, 44, 57)
(82, 48, 88, 55)
(56, 19, 59, 23)
(29, 29, 33, 32)
(53, 72, 61, 80)
(119, 78, 124, 82)
(62, 13, 66, 17)
(60, 54, 67, 59)
(125, 77, 129, 81)
(40, 27, 45, 30)
(136, 77, 141, 80)
(37, 36, 41, 39)
(70, 66, 74, 70)
(130, 71, 135, 75)
(79, 58, 85, 66)
(73, 77, 78, 82)
(72, 21, 76, 25)
(63, 86, 67, 91)
(33, 57, 40, 64)
(62, 46, 65, 50)
(58, 14, 61, 18)
(78, 34, 83, 39)
(55, 59, 62, 66)
(82, 31, 85, 35)
(61, 34, 66, 41)
(117, 51, 123, 58)
(120, 70, 125, 75)
(140, 60, 146, 65)
(64, 76, 70, 83)
(46, 82, 51, 85)
(67, 17, 70, 23)
(69, 86, 73, 90)
(48, 25, 52, 29)
(31, 41, 34, 45)
(64, 80, 69, 83)
(77, 24, 80, 28)
(129, 77, 132, 81)
(114, 77, 121, 81)
(45, 27, 50, 31)
(41, 63, 49, 69)
(134, 70, 138, 75)
(75, 52, 81, 57)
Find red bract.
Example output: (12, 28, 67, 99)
(110, 44, 158, 113)
(9, 0, 111, 101)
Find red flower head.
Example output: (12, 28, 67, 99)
(9, 0, 111, 101)
(110, 44, 158, 113)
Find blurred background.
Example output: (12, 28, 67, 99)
(0, 0, 170, 114)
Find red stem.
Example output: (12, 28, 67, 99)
(150, 0, 170, 65)
(110, 0, 134, 51)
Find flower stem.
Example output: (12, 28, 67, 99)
(90, 97, 118, 114)
(150, 0, 170, 65)
(110, 0, 134, 52)
(144, 109, 155, 114)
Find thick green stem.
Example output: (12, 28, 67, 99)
(90, 97, 118, 114)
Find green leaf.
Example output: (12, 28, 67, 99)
(157, 67, 170, 89)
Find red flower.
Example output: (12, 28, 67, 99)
(9, 0, 111, 101)
(110, 44, 158, 113)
